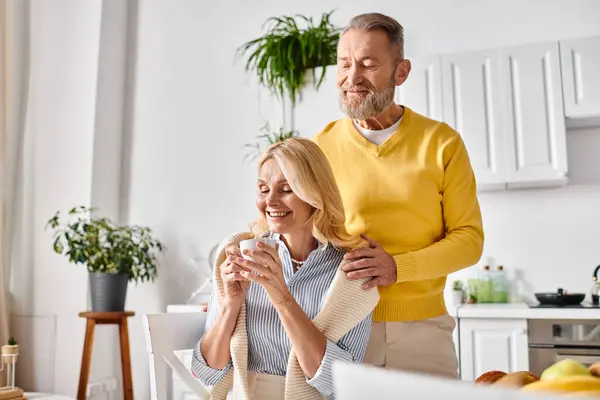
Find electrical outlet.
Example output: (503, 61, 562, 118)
(87, 377, 118, 400)
(104, 377, 118, 392)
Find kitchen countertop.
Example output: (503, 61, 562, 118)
(453, 302, 600, 319)
(170, 302, 600, 320)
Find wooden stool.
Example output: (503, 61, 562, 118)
(77, 311, 135, 400)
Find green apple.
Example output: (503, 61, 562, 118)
(541, 359, 591, 380)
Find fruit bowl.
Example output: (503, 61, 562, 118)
(475, 359, 600, 397)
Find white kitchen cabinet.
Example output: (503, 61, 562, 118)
(441, 49, 507, 188)
(441, 42, 568, 190)
(288, 37, 591, 189)
(499, 41, 568, 185)
(560, 35, 600, 120)
(396, 55, 444, 121)
(458, 318, 529, 382)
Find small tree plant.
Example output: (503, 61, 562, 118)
(46, 205, 165, 283)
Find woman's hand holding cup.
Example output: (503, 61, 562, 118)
(220, 245, 250, 308)
(237, 238, 292, 306)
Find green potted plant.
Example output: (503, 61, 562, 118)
(46, 206, 165, 312)
(242, 122, 299, 163)
(2, 336, 18, 365)
(236, 10, 341, 107)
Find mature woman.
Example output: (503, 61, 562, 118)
(191, 138, 379, 399)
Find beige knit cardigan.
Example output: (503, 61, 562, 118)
(207, 232, 379, 400)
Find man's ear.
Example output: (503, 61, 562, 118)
(395, 59, 411, 86)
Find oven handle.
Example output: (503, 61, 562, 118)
(555, 353, 600, 365)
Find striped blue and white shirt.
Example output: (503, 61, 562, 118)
(191, 233, 373, 399)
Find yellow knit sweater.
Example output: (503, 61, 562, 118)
(313, 106, 484, 322)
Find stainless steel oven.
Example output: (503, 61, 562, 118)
(528, 319, 600, 376)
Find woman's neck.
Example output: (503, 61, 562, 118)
(280, 230, 317, 262)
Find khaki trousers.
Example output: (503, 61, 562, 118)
(363, 313, 459, 379)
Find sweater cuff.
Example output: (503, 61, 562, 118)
(394, 253, 417, 283)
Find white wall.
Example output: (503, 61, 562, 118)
(19, 0, 102, 395)
(13, 0, 600, 399)
(9, 0, 130, 397)
(125, 1, 600, 397)
(89, 1, 132, 397)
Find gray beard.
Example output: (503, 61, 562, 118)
(339, 84, 396, 120)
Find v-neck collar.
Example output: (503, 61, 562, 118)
(268, 232, 323, 284)
(345, 106, 412, 157)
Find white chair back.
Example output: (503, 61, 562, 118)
(143, 312, 211, 400)
(332, 362, 565, 400)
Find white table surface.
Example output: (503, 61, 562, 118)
(333, 362, 566, 400)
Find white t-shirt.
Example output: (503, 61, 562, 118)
(353, 116, 403, 145)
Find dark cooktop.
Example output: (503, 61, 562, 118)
(529, 303, 600, 309)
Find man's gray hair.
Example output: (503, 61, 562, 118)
(343, 13, 404, 58)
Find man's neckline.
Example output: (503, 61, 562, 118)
(345, 106, 412, 157)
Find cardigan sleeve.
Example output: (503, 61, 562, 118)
(306, 312, 373, 397)
(190, 291, 233, 386)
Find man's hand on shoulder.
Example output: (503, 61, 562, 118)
(342, 235, 397, 289)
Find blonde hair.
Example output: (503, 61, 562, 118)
(250, 138, 367, 251)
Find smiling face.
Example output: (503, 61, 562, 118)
(337, 28, 408, 120)
(256, 158, 314, 236)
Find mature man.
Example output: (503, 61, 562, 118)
(313, 13, 484, 378)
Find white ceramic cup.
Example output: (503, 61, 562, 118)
(239, 238, 277, 261)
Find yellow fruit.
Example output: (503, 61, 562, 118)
(521, 375, 600, 393)
(541, 359, 591, 380)
(493, 371, 539, 388)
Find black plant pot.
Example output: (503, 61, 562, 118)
(89, 272, 129, 312)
